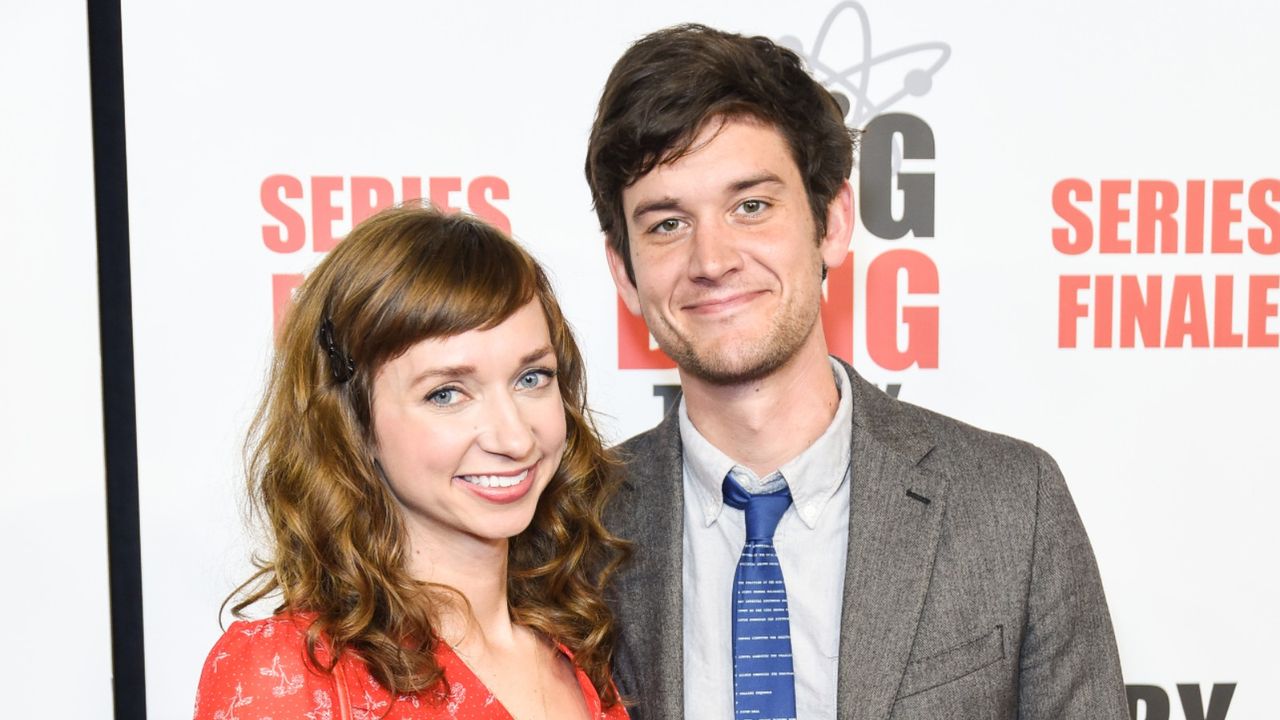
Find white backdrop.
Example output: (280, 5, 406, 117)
(1, 1, 114, 716)
(114, 1, 1280, 718)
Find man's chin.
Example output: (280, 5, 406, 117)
(652, 309, 818, 386)
(674, 343, 794, 387)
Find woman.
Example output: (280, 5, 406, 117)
(194, 204, 630, 719)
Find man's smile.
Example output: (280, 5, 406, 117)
(681, 289, 769, 316)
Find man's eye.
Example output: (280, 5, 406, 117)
(426, 387, 460, 406)
(652, 218, 683, 234)
(517, 369, 555, 390)
(740, 199, 768, 214)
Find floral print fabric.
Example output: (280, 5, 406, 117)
(193, 615, 627, 720)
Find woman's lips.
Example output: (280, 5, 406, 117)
(454, 462, 538, 504)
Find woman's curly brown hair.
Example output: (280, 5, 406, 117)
(229, 203, 630, 707)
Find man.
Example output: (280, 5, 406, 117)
(585, 23, 1127, 720)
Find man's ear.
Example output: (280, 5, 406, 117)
(819, 180, 855, 269)
(605, 239, 643, 316)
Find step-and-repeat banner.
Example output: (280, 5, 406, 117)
(120, 1, 1276, 717)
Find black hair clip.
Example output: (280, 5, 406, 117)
(317, 317, 355, 383)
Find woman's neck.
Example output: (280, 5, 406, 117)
(407, 531, 517, 650)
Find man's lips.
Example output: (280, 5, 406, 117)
(682, 290, 767, 315)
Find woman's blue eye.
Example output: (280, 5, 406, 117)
(518, 369, 554, 390)
(427, 388, 459, 406)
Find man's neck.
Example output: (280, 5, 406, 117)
(680, 337, 840, 477)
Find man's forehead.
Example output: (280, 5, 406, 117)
(622, 118, 799, 208)
(650, 113, 775, 172)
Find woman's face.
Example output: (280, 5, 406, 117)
(370, 300, 567, 556)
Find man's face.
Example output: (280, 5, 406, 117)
(608, 117, 851, 385)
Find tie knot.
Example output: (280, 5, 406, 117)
(722, 475, 792, 541)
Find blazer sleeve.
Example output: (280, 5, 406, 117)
(1017, 448, 1129, 719)
(193, 618, 338, 720)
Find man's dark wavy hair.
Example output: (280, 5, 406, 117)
(585, 23, 856, 282)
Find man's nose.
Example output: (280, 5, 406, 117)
(687, 221, 743, 281)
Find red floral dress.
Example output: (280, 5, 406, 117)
(193, 615, 629, 720)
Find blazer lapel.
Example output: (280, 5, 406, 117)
(836, 367, 950, 720)
(613, 405, 685, 720)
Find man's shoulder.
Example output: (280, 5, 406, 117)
(612, 400, 683, 475)
(615, 419, 676, 458)
(847, 365, 1055, 490)
(609, 365, 1061, 492)
(884, 393, 1044, 457)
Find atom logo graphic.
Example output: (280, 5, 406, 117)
(778, 1, 950, 128)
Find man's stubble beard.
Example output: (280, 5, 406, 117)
(647, 289, 822, 387)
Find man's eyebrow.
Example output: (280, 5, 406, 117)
(631, 197, 683, 223)
(728, 171, 785, 194)
(630, 172, 787, 223)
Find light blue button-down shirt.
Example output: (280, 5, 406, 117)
(679, 358, 853, 720)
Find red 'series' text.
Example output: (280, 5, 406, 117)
(262, 174, 511, 329)
(1053, 178, 1280, 349)
(1053, 179, 1279, 255)
(262, 174, 510, 253)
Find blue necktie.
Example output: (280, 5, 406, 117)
(723, 475, 797, 720)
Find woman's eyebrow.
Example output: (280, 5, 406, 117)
(407, 345, 554, 388)
(519, 345, 555, 365)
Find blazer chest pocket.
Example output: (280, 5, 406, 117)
(896, 625, 1005, 699)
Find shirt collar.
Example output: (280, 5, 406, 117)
(679, 357, 853, 529)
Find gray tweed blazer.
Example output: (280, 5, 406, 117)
(604, 360, 1127, 720)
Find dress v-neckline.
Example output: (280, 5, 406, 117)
(436, 640, 598, 720)
(437, 642, 516, 719)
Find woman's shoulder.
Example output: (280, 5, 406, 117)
(193, 613, 338, 719)
(203, 614, 320, 673)
(221, 613, 310, 642)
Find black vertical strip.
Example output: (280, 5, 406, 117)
(86, 0, 147, 718)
